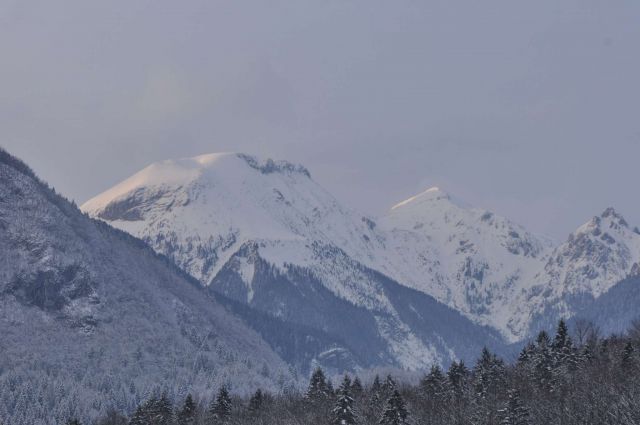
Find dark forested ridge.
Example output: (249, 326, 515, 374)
(47, 320, 640, 425)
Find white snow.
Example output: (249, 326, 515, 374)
(82, 153, 640, 343)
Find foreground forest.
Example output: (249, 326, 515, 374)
(50, 319, 640, 425)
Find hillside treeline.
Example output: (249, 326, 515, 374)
(44, 320, 640, 425)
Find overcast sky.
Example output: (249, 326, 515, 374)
(1, 0, 639, 238)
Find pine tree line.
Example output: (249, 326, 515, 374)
(18, 320, 640, 424)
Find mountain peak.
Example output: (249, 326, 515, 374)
(390, 187, 465, 211)
(600, 207, 629, 227)
(81, 152, 311, 214)
(574, 207, 631, 238)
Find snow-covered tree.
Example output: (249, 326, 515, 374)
(383, 375, 396, 394)
(552, 319, 577, 372)
(177, 394, 196, 425)
(248, 389, 264, 413)
(498, 389, 530, 425)
(332, 375, 358, 425)
(307, 368, 331, 402)
(420, 365, 448, 401)
(351, 377, 364, 397)
(154, 393, 174, 425)
(472, 348, 506, 425)
(532, 331, 553, 391)
(209, 386, 232, 424)
(368, 374, 384, 417)
(379, 389, 408, 425)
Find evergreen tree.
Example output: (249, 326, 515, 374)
(383, 375, 396, 393)
(621, 341, 635, 369)
(177, 394, 196, 425)
(448, 360, 469, 396)
(379, 389, 409, 425)
(341, 374, 352, 391)
(248, 389, 264, 413)
(351, 377, 364, 397)
(580, 343, 595, 364)
(154, 392, 174, 425)
(420, 364, 448, 401)
(129, 406, 146, 425)
(548, 320, 578, 395)
(369, 375, 384, 413)
(517, 343, 535, 366)
(473, 348, 505, 397)
(327, 379, 335, 397)
(332, 375, 358, 425)
(472, 348, 506, 425)
(552, 319, 577, 371)
(532, 331, 553, 391)
(448, 360, 471, 425)
(419, 364, 449, 422)
(307, 367, 331, 401)
(552, 319, 571, 351)
(129, 403, 149, 425)
(130, 396, 162, 425)
(498, 389, 530, 425)
(209, 386, 232, 424)
(371, 375, 382, 394)
(381, 374, 396, 401)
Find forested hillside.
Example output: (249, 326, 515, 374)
(61, 320, 640, 425)
(0, 151, 295, 425)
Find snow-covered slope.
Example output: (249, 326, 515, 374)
(82, 152, 640, 347)
(82, 153, 505, 369)
(82, 153, 386, 287)
(0, 149, 295, 424)
(519, 207, 640, 334)
(378, 187, 554, 340)
(379, 188, 640, 340)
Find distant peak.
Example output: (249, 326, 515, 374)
(81, 152, 312, 214)
(391, 187, 468, 211)
(426, 186, 442, 193)
(600, 207, 628, 227)
(573, 207, 631, 239)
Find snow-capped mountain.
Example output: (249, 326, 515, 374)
(82, 153, 386, 289)
(82, 153, 505, 369)
(82, 151, 640, 349)
(0, 149, 296, 424)
(378, 187, 554, 340)
(519, 207, 640, 335)
(379, 188, 640, 340)
(544, 207, 640, 298)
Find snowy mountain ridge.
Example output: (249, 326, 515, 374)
(379, 186, 555, 340)
(514, 206, 640, 335)
(82, 153, 388, 290)
(82, 152, 640, 344)
(82, 153, 506, 368)
(0, 149, 301, 424)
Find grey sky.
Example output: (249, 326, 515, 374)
(1, 0, 639, 238)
